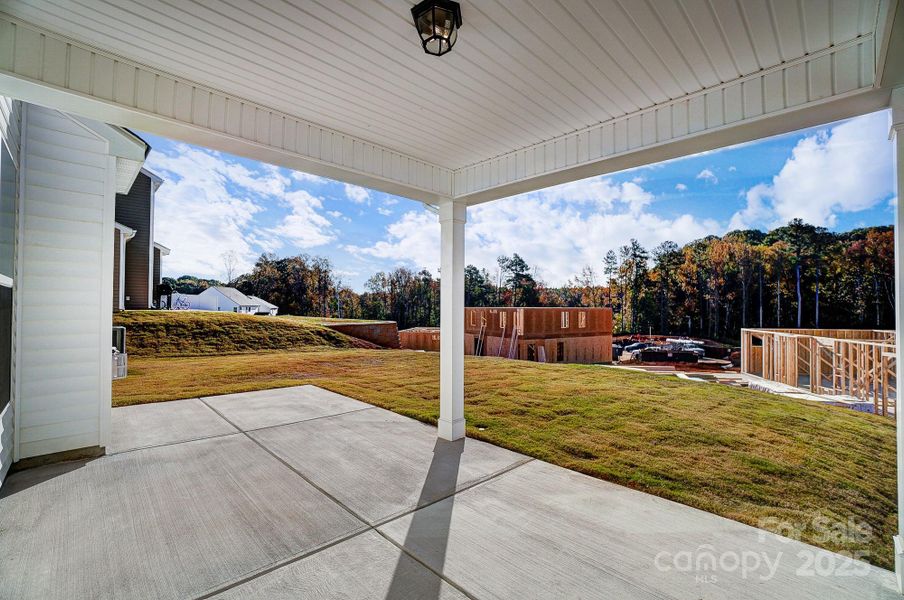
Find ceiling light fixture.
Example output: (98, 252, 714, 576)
(411, 0, 462, 57)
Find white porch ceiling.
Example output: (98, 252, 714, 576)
(1, 0, 883, 167)
(0, 1, 900, 204)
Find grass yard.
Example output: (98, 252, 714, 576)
(278, 315, 391, 324)
(114, 348, 897, 569)
(114, 311, 377, 357)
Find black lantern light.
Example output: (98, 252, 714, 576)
(411, 0, 462, 57)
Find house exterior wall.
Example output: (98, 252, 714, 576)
(399, 328, 442, 352)
(115, 172, 152, 309)
(195, 287, 255, 313)
(16, 104, 115, 460)
(0, 95, 19, 485)
(171, 292, 200, 310)
(464, 307, 613, 339)
(195, 288, 230, 311)
(401, 307, 614, 364)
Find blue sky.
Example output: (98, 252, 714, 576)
(142, 109, 896, 292)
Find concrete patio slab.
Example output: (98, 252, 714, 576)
(249, 406, 528, 524)
(212, 530, 467, 600)
(378, 459, 899, 600)
(109, 397, 238, 453)
(2, 385, 897, 599)
(202, 385, 371, 431)
(0, 434, 366, 600)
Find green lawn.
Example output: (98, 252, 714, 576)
(278, 315, 392, 324)
(114, 348, 896, 569)
(114, 311, 377, 357)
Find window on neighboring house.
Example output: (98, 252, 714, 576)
(499, 311, 506, 329)
(469, 310, 476, 327)
(561, 312, 569, 328)
(578, 311, 587, 328)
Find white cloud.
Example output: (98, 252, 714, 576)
(344, 183, 371, 204)
(675, 183, 687, 191)
(347, 176, 719, 285)
(728, 165, 737, 172)
(145, 146, 265, 278)
(327, 210, 352, 222)
(383, 198, 399, 206)
(377, 207, 393, 216)
(291, 170, 327, 184)
(696, 168, 718, 184)
(146, 144, 334, 279)
(727, 184, 774, 231)
(334, 269, 359, 280)
(729, 111, 894, 229)
(270, 190, 335, 247)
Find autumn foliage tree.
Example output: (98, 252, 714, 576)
(195, 221, 892, 343)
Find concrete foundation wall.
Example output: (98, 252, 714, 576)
(325, 322, 400, 348)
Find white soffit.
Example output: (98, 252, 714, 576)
(69, 115, 147, 193)
(0, 1, 896, 205)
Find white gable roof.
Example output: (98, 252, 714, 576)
(209, 286, 258, 307)
(247, 295, 278, 310)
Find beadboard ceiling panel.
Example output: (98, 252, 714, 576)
(0, 0, 882, 171)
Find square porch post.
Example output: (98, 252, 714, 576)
(438, 200, 466, 441)
(892, 85, 904, 593)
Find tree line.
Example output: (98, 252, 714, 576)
(165, 219, 894, 341)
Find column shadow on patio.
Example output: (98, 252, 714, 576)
(384, 438, 464, 600)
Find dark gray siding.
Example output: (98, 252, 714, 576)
(115, 172, 152, 309)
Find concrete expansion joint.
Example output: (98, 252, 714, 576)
(193, 395, 533, 600)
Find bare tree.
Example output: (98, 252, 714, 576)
(221, 251, 239, 285)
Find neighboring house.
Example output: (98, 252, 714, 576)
(248, 295, 279, 316)
(113, 168, 169, 311)
(153, 242, 170, 300)
(195, 286, 261, 314)
(400, 307, 613, 364)
(170, 292, 199, 310)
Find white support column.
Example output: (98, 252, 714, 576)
(438, 200, 466, 441)
(891, 86, 904, 594)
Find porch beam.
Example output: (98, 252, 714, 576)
(438, 200, 466, 441)
(892, 85, 904, 593)
(0, 15, 453, 204)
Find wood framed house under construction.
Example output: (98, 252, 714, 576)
(741, 328, 897, 417)
(400, 307, 613, 364)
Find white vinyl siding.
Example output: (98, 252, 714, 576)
(0, 97, 21, 167)
(16, 105, 114, 460)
